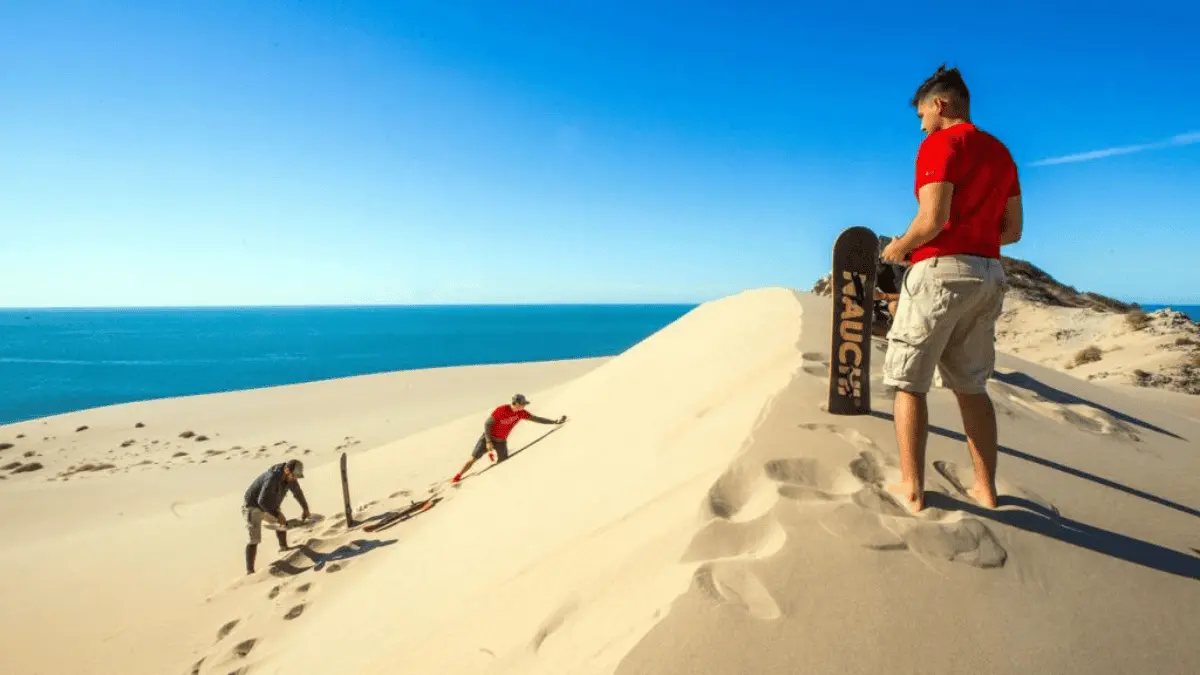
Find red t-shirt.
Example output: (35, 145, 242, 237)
(910, 123, 1020, 264)
(488, 405, 531, 440)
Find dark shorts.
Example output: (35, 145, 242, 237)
(471, 436, 509, 461)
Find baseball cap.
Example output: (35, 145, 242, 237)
(285, 459, 305, 478)
(512, 393, 529, 405)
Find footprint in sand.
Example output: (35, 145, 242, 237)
(800, 352, 830, 378)
(765, 457, 864, 496)
(693, 561, 782, 620)
(284, 604, 306, 620)
(933, 459, 1061, 519)
(231, 638, 257, 659)
(788, 453, 1012, 569)
(817, 502, 908, 551)
(529, 599, 578, 653)
(899, 518, 1008, 568)
(216, 619, 239, 642)
(681, 513, 787, 563)
(752, 424, 1011, 569)
(688, 423, 1015, 621)
(705, 423, 890, 520)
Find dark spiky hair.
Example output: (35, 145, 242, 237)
(910, 64, 970, 112)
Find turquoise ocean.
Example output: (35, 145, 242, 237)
(0, 305, 696, 425)
(2, 303, 1195, 426)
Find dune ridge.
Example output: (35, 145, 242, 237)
(199, 288, 1197, 675)
(2, 288, 1198, 675)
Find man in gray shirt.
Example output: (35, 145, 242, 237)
(242, 459, 310, 574)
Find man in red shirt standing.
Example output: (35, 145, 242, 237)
(451, 393, 567, 483)
(879, 64, 1024, 513)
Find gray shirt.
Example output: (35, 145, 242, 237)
(243, 462, 309, 519)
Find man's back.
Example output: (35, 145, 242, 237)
(245, 463, 286, 509)
(910, 123, 1019, 264)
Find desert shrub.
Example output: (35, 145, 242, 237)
(1073, 345, 1103, 366)
(1124, 310, 1151, 331)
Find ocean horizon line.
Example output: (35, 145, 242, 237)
(0, 301, 705, 313)
(6, 300, 1198, 312)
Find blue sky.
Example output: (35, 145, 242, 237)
(2, 1, 1197, 307)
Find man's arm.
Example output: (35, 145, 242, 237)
(1000, 195, 1022, 245)
(483, 416, 498, 444)
(525, 413, 560, 425)
(884, 134, 957, 261)
(288, 481, 310, 516)
(898, 181, 955, 252)
(256, 474, 286, 522)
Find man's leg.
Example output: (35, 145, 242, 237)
(277, 528, 290, 551)
(493, 440, 509, 462)
(890, 390, 929, 512)
(881, 260, 957, 513)
(938, 259, 1007, 509)
(954, 392, 999, 508)
(453, 436, 489, 482)
(243, 506, 264, 574)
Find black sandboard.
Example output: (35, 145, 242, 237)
(828, 226, 878, 415)
(340, 452, 354, 527)
(361, 497, 438, 533)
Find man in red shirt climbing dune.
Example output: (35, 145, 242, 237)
(879, 64, 1024, 514)
(451, 393, 567, 483)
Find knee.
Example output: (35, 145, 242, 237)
(952, 389, 992, 402)
(894, 389, 926, 402)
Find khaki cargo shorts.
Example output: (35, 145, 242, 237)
(242, 505, 265, 545)
(882, 254, 1007, 395)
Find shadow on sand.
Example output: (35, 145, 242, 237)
(270, 538, 398, 576)
(870, 411, 1199, 520)
(473, 425, 565, 479)
(991, 370, 1185, 441)
(923, 492, 1200, 580)
(359, 497, 443, 533)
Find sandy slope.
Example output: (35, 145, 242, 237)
(995, 296, 1199, 393)
(190, 290, 1200, 675)
(0, 358, 605, 675)
(3, 290, 1199, 675)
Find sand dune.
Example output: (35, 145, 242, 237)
(0, 358, 605, 674)
(996, 296, 1200, 394)
(2, 290, 1198, 675)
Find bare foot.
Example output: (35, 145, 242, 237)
(933, 460, 997, 509)
(967, 484, 998, 509)
(885, 483, 924, 514)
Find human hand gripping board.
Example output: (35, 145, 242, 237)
(827, 226, 878, 415)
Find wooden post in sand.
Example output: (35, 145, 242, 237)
(340, 452, 354, 527)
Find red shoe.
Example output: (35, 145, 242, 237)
(488, 451, 496, 462)
(451, 473, 462, 484)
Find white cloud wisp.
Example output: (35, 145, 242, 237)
(1029, 131, 1200, 167)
